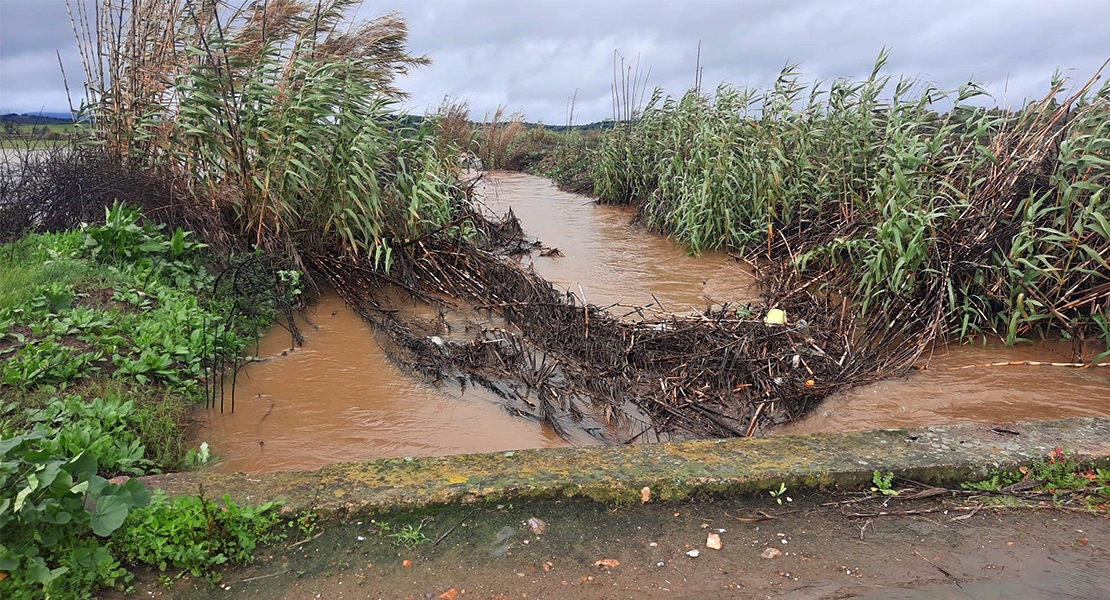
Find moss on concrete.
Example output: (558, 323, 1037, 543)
(142, 418, 1110, 516)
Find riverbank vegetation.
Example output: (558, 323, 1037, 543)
(533, 54, 1110, 361)
(4, 2, 1108, 592)
(0, 204, 292, 597)
(1, 0, 463, 595)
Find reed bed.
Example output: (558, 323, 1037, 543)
(594, 53, 1110, 361)
(67, 0, 468, 271)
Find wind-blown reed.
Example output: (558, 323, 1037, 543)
(69, 0, 465, 270)
(594, 53, 1110, 360)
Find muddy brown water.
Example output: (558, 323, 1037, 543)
(201, 172, 1110, 473)
(779, 339, 1110, 436)
(200, 294, 573, 474)
(479, 172, 760, 311)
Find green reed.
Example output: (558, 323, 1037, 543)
(70, 0, 464, 271)
(594, 52, 1110, 354)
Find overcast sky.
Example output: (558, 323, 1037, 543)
(2, 0, 1108, 123)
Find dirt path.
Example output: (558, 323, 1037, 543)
(111, 493, 1110, 599)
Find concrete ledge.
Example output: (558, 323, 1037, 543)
(142, 418, 1110, 515)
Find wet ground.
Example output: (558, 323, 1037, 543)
(110, 493, 1110, 599)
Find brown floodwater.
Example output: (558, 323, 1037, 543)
(779, 339, 1110, 435)
(479, 172, 760, 311)
(200, 172, 1110, 473)
(487, 173, 1110, 435)
(200, 294, 570, 473)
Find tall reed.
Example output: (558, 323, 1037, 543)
(594, 53, 1110, 357)
(69, 0, 462, 271)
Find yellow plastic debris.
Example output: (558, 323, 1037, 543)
(764, 308, 786, 325)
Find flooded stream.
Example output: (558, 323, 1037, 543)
(201, 294, 570, 473)
(479, 172, 760, 311)
(201, 172, 1110, 473)
(780, 339, 1110, 436)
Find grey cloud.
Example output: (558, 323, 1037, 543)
(2, 0, 1108, 122)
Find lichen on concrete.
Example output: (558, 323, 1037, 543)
(142, 417, 1110, 515)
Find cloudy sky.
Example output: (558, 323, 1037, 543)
(2, 0, 1108, 123)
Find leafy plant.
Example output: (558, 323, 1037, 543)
(25, 394, 152, 477)
(769, 482, 788, 505)
(871, 470, 899, 496)
(0, 432, 150, 599)
(111, 491, 284, 581)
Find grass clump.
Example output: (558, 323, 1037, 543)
(111, 492, 285, 581)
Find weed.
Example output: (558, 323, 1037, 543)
(769, 482, 788, 505)
(386, 521, 428, 550)
(962, 448, 1110, 513)
(111, 491, 285, 581)
(0, 430, 150, 599)
(871, 471, 899, 496)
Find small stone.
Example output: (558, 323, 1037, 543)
(527, 517, 546, 535)
(594, 559, 620, 569)
(761, 548, 782, 559)
(706, 533, 722, 550)
(641, 487, 651, 503)
(403, 559, 413, 568)
(686, 549, 700, 558)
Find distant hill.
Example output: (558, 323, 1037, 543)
(0, 113, 74, 125)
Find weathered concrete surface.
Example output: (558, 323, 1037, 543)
(144, 418, 1110, 514)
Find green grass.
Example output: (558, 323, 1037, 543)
(0, 204, 266, 468)
(1, 206, 288, 599)
(0, 233, 102, 310)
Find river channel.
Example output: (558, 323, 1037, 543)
(200, 172, 1110, 473)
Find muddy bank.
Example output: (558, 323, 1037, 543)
(108, 493, 1110, 600)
